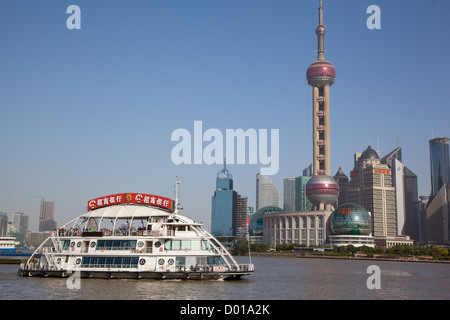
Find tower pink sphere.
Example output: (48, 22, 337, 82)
(306, 175, 339, 207)
(306, 60, 336, 87)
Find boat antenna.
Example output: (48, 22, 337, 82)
(247, 234, 252, 266)
(174, 176, 181, 214)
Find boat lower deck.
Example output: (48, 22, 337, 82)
(18, 269, 250, 280)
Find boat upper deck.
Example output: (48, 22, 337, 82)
(56, 203, 204, 239)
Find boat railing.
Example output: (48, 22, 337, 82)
(56, 228, 164, 237)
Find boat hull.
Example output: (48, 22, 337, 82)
(18, 268, 250, 280)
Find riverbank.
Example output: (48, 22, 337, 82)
(246, 251, 450, 263)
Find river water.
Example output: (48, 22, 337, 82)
(1, 256, 449, 301)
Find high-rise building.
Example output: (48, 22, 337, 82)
(0, 212, 8, 237)
(283, 178, 296, 212)
(39, 200, 56, 232)
(429, 137, 450, 200)
(211, 163, 237, 237)
(235, 194, 250, 237)
(333, 167, 349, 206)
(12, 212, 29, 234)
(295, 176, 313, 211)
(381, 147, 419, 237)
(283, 176, 313, 212)
(426, 137, 450, 245)
(348, 146, 396, 242)
(256, 173, 280, 211)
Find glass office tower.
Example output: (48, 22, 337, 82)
(429, 137, 450, 199)
(211, 164, 237, 237)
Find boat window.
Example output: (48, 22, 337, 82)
(120, 240, 128, 248)
(61, 240, 70, 250)
(181, 240, 191, 250)
(128, 240, 136, 248)
(105, 240, 112, 249)
(105, 257, 113, 265)
(171, 240, 181, 250)
(122, 257, 131, 265)
(207, 256, 224, 265)
(97, 240, 105, 248)
(112, 240, 120, 248)
(98, 257, 105, 265)
(191, 240, 201, 250)
(90, 257, 98, 265)
(201, 240, 213, 250)
(196, 257, 207, 265)
(186, 256, 196, 266)
(176, 257, 185, 266)
(113, 257, 122, 265)
(130, 257, 139, 266)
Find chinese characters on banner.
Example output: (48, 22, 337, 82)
(87, 193, 174, 212)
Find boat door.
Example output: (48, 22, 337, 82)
(157, 257, 176, 272)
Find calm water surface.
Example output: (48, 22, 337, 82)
(1, 256, 449, 300)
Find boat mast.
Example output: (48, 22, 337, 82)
(174, 176, 181, 214)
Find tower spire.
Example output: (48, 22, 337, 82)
(316, 0, 326, 60)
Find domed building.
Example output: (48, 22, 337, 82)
(249, 206, 283, 243)
(327, 203, 375, 247)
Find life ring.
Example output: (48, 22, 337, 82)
(77, 232, 81, 236)
(100, 247, 105, 252)
(105, 230, 110, 236)
(184, 248, 189, 253)
(138, 231, 143, 236)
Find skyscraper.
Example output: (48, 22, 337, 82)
(381, 147, 419, 237)
(333, 167, 349, 206)
(211, 163, 237, 237)
(0, 212, 8, 237)
(306, 0, 336, 177)
(39, 200, 56, 232)
(426, 137, 450, 245)
(256, 173, 280, 211)
(429, 137, 450, 200)
(348, 146, 396, 242)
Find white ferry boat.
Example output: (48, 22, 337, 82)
(0, 236, 20, 254)
(19, 187, 254, 280)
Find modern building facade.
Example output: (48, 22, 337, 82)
(0, 212, 8, 237)
(283, 178, 296, 212)
(283, 175, 313, 212)
(333, 167, 349, 207)
(256, 173, 280, 211)
(348, 146, 397, 244)
(428, 137, 450, 200)
(39, 200, 56, 232)
(426, 137, 450, 245)
(263, 210, 331, 248)
(211, 163, 237, 237)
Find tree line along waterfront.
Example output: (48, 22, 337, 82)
(232, 239, 450, 261)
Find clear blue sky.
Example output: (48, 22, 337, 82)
(0, 0, 449, 230)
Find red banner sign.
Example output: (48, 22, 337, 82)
(87, 193, 174, 212)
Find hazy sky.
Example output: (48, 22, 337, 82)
(1, 0, 449, 230)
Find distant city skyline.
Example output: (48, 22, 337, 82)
(0, 1, 449, 231)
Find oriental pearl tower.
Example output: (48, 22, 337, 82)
(305, 0, 339, 211)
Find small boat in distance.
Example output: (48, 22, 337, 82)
(18, 180, 254, 280)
